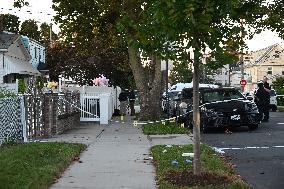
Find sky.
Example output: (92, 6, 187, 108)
(0, 0, 59, 32)
(1, 0, 284, 52)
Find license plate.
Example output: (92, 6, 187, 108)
(231, 115, 240, 120)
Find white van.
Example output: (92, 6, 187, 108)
(170, 82, 219, 91)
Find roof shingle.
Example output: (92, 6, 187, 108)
(0, 31, 20, 49)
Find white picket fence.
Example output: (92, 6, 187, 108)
(66, 86, 120, 124)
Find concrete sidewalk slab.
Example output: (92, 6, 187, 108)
(46, 116, 193, 189)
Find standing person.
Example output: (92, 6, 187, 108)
(263, 76, 271, 121)
(118, 90, 128, 116)
(254, 82, 270, 122)
(128, 89, 136, 116)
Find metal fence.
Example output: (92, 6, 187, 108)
(0, 91, 80, 146)
(0, 97, 23, 145)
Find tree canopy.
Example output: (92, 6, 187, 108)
(47, 41, 134, 89)
(20, 19, 40, 41)
(0, 14, 20, 33)
(39, 22, 58, 46)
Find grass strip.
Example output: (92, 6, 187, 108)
(151, 144, 251, 189)
(0, 142, 86, 189)
(277, 106, 284, 112)
(143, 121, 190, 135)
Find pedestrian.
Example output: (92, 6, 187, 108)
(128, 89, 136, 116)
(263, 76, 271, 121)
(118, 89, 128, 116)
(254, 82, 270, 122)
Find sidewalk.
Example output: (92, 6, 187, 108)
(46, 116, 193, 189)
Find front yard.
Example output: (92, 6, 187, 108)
(0, 142, 86, 189)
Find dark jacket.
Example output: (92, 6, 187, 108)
(255, 83, 270, 106)
(263, 81, 271, 91)
(119, 91, 128, 101)
(128, 90, 136, 102)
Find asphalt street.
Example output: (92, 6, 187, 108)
(202, 112, 284, 189)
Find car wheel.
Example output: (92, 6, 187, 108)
(248, 124, 258, 130)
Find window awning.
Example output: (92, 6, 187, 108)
(4, 56, 41, 76)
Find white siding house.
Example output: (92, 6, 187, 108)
(0, 32, 41, 86)
(22, 36, 46, 69)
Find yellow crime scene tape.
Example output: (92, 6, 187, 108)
(60, 96, 190, 127)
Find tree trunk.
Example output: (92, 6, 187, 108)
(124, 0, 163, 120)
(192, 46, 201, 175)
(128, 46, 163, 120)
(0, 15, 3, 32)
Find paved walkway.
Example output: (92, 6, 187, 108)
(46, 116, 193, 189)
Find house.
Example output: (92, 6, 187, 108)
(244, 43, 284, 92)
(0, 31, 41, 87)
(22, 36, 46, 70)
(22, 36, 48, 81)
(212, 64, 230, 86)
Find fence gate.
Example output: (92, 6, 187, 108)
(80, 94, 100, 122)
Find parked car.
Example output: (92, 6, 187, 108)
(177, 87, 261, 132)
(164, 83, 220, 117)
(243, 91, 254, 101)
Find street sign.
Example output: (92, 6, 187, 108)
(240, 79, 247, 86)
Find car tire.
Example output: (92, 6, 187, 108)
(248, 124, 258, 130)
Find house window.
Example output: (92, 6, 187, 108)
(282, 71, 284, 75)
(34, 47, 37, 58)
(267, 67, 272, 75)
(275, 51, 280, 59)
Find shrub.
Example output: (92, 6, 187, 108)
(18, 79, 26, 94)
(0, 87, 17, 99)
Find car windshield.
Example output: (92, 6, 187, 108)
(203, 90, 244, 103)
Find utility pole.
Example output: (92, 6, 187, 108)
(240, 18, 245, 92)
